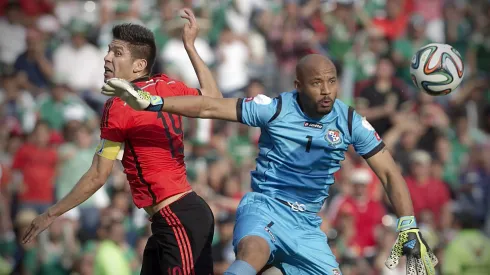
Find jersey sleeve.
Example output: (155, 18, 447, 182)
(237, 94, 281, 127)
(351, 111, 385, 159)
(100, 98, 127, 143)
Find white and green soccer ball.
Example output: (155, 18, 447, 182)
(410, 43, 464, 96)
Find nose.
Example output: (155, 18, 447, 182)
(320, 81, 330, 95)
(103, 52, 112, 63)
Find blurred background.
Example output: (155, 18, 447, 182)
(0, 0, 489, 274)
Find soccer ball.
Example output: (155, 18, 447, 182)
(410, 43, 464, 96)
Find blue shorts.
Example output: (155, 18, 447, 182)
(232, 192, 341, 275)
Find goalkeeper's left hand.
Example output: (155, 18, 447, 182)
(101, 78, 164, 112)
(385, 216, 438, 275)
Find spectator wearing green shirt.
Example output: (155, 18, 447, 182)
(443, 211, 490, 275)
(391, 14, 431, 85)
(56, 125, 108, 240)
(37, 78, 96, 132)
(94, 213, 132, 275)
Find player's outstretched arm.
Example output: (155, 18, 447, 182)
(161, 95, 239, 121)
(181, 8, 222, 98)
(366, 149, 438, 275)
(102, 78, 240, 121)
(21, 154, 113, 243)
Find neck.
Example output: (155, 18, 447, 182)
(128, 74, 149, 83)
(415, 175, 428, 184)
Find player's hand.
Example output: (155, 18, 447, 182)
(22, 211, 56, 243)
(385, 216, 438, 275)
(181, 8, 199, 48)
(101, 78, 164, 112)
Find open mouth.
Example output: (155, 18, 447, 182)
(104, 67, 113, 77)
(319, 99, 332, 107)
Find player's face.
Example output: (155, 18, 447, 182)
(296, 65, 338, 116)
(104, 40, 137, 81)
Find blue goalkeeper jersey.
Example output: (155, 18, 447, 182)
(237, 91, 385, 211)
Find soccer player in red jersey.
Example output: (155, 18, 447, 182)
(22, 9, 220, 275)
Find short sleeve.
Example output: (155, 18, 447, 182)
(351, 111, 385, 158)
(100, 98, 127, 143)
(237, 94, 281, 128)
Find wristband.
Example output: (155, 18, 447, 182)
(396, 216, 417, 232)
(145, 95, 164, 112)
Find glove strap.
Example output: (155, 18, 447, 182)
(396, 216, 417, 232)
(145, 95, 164, 112)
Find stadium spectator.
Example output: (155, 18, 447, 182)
(11, 121, 57, 214)
(14, 27, 54, 92)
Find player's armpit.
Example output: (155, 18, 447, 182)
(162, 96, 239, 122)
(95, 139, 122, 160)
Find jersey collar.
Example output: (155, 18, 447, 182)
(293, 90, 338, 123)
(131, 75, 151, 83)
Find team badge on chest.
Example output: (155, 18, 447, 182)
(325, 129, 342, 146)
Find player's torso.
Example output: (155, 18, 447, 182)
(119, 80, 186, 177)
(255, 95, 351, 187)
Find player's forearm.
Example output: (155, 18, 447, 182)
(368, 149, 414, 217)
(380, 170, 414, 217)
(47, 171, 104, 218)
(159, 96, 239, 121)
(184, 44, 223, 98)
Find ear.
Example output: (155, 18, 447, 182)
(294, 79, 300, 90)
(133, 59, 148, 74)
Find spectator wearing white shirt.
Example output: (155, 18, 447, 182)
(216, 26, 250, 98)
(53, 19, 104, 92)
(53, 19, 105, 112)
(0, 2, 26, 66)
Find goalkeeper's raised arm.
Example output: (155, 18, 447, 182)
(101, 78, 239, 121)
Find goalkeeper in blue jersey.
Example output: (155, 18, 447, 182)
(102, 54, 438, 275)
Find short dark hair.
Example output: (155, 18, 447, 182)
(112, 23, 157, 74)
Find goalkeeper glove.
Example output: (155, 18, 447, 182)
(101, 78, 164, 112)
(385, 216, 438, 275)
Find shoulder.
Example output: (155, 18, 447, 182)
(101, 97, 129, 125)
(103, 97, 125, 111)
(139, 74, 188, 95)
(333, 100, 352, 121)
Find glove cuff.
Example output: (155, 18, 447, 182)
(145, 95, 164, 112)
(396, 216, 417, 232)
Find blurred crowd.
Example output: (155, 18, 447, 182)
(0, 0, 489, 274)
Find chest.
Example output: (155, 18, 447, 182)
(266, 115, 350, 165)
(21, 149, 57, 169)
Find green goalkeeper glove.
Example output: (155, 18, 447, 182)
(101, 78, 164, 112)
(385, 216, 438, 275)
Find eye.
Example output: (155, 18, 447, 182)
(115, 51, 122, 57)
(312, 81, 321, 86)
(329, 78, 336, 84)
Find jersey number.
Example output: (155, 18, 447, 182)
(305, 135, 312, 153)
(157, 112, 184, 158)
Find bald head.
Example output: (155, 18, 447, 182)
(293, 54, 339, 117)
(296, 54, 336, 81)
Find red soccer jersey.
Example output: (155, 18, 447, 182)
(100, 74, 201, 208)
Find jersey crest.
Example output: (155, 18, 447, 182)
(325, 129, 342, 146)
